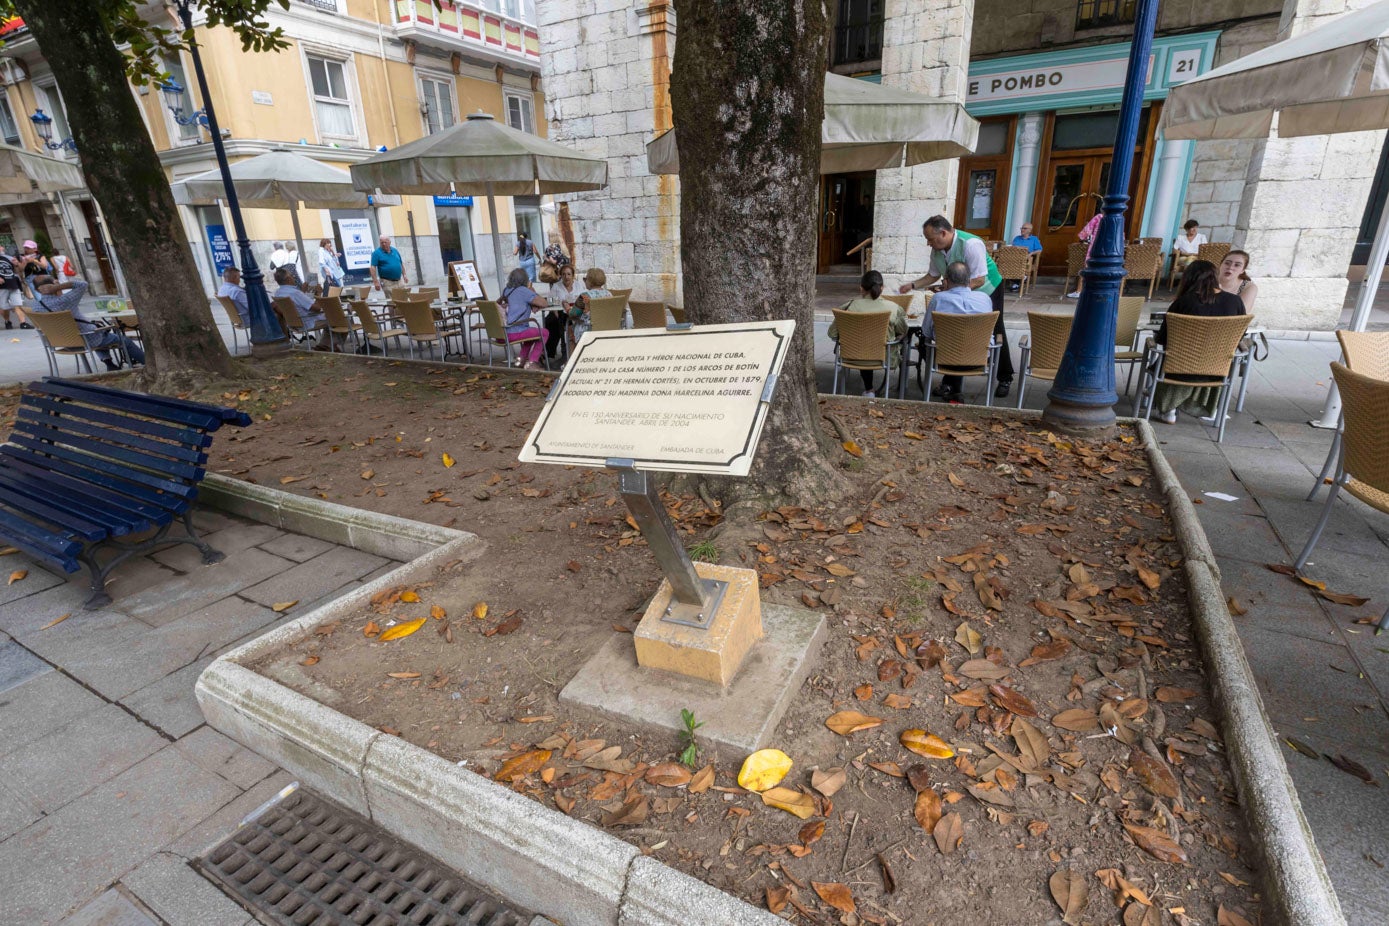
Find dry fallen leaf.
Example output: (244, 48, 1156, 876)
(1123, 823, 1188, 864)
(271, 600, 298, 613)
(933, 812, 963, 854)
(913, 788, 942, 833)
(901, 729, 954, 759)
(363, 620, 381, 638)
(1096, 868, 1152, 907)
(279, 475, 307, 485)
(1124, 901, 1161, 926)
(1155, 686, 1199, 703)
(1012, 718, 1050, 769)
(494, 749, 551, 782)
(798, 819, 825, 846)
(430, 604, 446, 620)
(811, 767, 846, 797)
(39, 612, 72, 631)
(765, 886, 789, 914)
(1217, 905, 1255, 926)
(442, 452, 456, 468)
(1136, 565, 1161, 590)
(811, 881, 856, 915)
(602, 795, 649, 826)
(989, 684, 1038, 716)
(299, 655, 320, 667)
(400, 590, 421, 603)
(645, 762, 692, 787)
(1317, 589, 1371, 607)
(1051, 708, 1100, 732)
(471, 601, 489, 620)
(825, 710, 885, 736)
(738, 749, 792, 791)
(954, 622, 982, 654)
(379, 617, 427, 641)
(485, 614, 523, 636)
(842, 440, 864, 458)
(1297, 575, 1327, 591)
(1049, 869, 1089, 925)
(1226, 596, 1248, 616)
(6, 569, 26, 585)
(688, 764, 715, 794)
(386, 671, 421, 679)
(761, 787, 815, 819)
(1130, 749, 1180, 799)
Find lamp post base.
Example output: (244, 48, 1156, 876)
(1041, 398, 1117, 437)
(250, 340, 292, 359)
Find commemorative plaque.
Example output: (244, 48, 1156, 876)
(519, 320, 794, 687)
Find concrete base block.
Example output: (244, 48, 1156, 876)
(560, 604, 826, 755)
(633, 562, 761, 686)
(618, 856, 782, 926)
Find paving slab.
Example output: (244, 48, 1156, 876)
(0, 637, 50, 693)
(164, 770, 296, 861)
(0, 778, 39, 841)
(0, 583, 120, 638)
(56, 888, 159, 926)
(0, 564, 65, 606)
(118, 547, 294, 626)
(149, 521, 284, 580)
(238, 545, 389, 608)
(0, 670, 106, 756)
(0, 703, 166, 813)
(173, 726, 276, 790)
(121, 657, 217, 739)
(122, 851, 254, 926)
(257, 531, 336, 563)
(0, 747, 241, 925)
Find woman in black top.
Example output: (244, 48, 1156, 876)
(1152, 259, 1246, 423)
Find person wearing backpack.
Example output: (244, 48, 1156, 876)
(513, 232, 538, 283)
(0, 248, 28, 330)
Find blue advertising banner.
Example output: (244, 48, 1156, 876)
(432, 195, 474, 208)
(206, 224, 235, 273)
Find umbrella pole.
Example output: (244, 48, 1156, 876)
(407, 209, 423, 285)
(486, 181, 507, 296)
(290, 204, 308, 288)
(1311, 195, 1389, 427)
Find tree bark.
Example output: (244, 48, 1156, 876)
(15, 0, 236, 385)
(670, 0, 845, 506)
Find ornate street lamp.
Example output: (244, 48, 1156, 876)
(29, 109, 77, 152)
(1042, 0, 1159, 435)
(164, 0, 286, 352)
(158, 78, 209, 128)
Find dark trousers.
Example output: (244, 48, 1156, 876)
(544, 312, 567, 358)
(939, 286, 1014, 393)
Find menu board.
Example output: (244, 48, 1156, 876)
(449, 260, 485, 300)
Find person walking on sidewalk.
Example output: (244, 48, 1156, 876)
(0, 248, 29, 330)
(899, 215, 1014, 398)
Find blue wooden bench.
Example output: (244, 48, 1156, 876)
(0, 378, 251, 609)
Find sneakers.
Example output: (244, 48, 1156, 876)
(1199, 413, 1231, 424)
(19, 322, 31, 329)
(862, 389, 876, 398)
(1157, 409, 1177, 424)
(994, 381, 1011, 399)
(4, 320, 10, 330)
(1065, 291, 1081, 299)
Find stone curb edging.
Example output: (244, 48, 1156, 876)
(194, 476, 782, 926)
(1135, 418, 1346, 926)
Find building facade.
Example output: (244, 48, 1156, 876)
(542, 0, 1385, 330)
(0, 0, 551, 296)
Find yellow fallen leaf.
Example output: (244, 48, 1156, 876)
(1297, 575, 1327, 591)
(299, 655, 320, 666)
(430, 604, 446, 620)
(360, 469, 374, 480)
(471, 601, 489, 620)
(7, 569, 26, 585)
(400, 590, 421, 603)
(825, 710, 884, 735)
(495, 749, 551, 782)
(379, 617, 427, 641)
(761, 787, 815, 819)
(279, 475, 307, 485)
(442, 452, 456, 468)
(387, 671, 421, 679)
(39, 613, 71, 630)
(842, 440, 864, 458)
(272, 600, 298, 613)
(363, 620, 381, 637)
(903, 431, 925, 440)
(738, 749, 792, 792)
(900, 729, 955, 759)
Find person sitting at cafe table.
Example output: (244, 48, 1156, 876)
(546, 263, 579, 361)
(500, 267, 549, 370)
(1008, 222, 1043, 292)
(922, 260, 994, 403)
(273, 266, 339, 350)
(827, 270, 906, 398)
(1171, 219, 1207, 279)
(1150, 259, 1245, 425)
(569, 267, 612, 342)
(31, 274, 145, 371)
(217, 266, 249, 317)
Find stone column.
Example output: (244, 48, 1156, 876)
(1144, 136, 1192, 247)
(1004, 112, 1045, 238)
(537, 1, 681, 302)
(1233, 0, 1386, 329)
(872, 0, 975, 286)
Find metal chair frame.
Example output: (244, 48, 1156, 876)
(476, 300, 548, 369)
(829, 309, 899, 396)
(27, 310, 115, 375)
(1015, 312, 1074, 409)
(917, 311, 1001, 407)
(1136, 313, 1252, 443)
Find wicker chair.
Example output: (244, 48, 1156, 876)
(830, 309, 897, 396)
(919, 311, 1002, 406)
(1114, 296, 1146, 400)
(1307, 330, 1389, 499)
(1137, 313, 1253, 442)
(669, 306, 687, 325)
(994, 245, 1033, 299)
(26, 310, 107, 375)
(883, 293, 913, 313)
(1198, 242, 1232, 267)
(629, 300, 668, 329)
(1063, 241, 1088, 296)
(588, 295, 628, 332)
(475, 299, 545, 367)
(1123, 242, 1163, 299)
(271, 296, 320, 347)
(1016, 312, 1074, 409)
(316, 296, 362, 353)
(609, 288, 634, 300)
(1295, 362, 1389, 630)
(350, 300, 406, 356)
(216, 295, 251, 356)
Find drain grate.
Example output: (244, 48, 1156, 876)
(196, 787, 529, 926)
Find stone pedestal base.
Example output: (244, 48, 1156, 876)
(559, 605, 826, 755)
(633, 562, 761, 687)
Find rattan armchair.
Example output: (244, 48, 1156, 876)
(1137, 313, 1253, 442)
(919, 311, 1002, 406)
(397, 299, 465, 361)
(216, 295, 251, 356)
(1124, 243, 1163, 299)
(476, 299, 545, 368)
(1295, 362, 1389, 630)
(1307, 330, 1389, 499)
(350, 300, 406, 355)
(628, 300, 668, 329)
(316, 296, 362, 353)
(609, 287, 634, 300)
(1063, 241, 1088, 295)
(1114, 296, 1146, 401)
(1198, 242, 1231, 266)
(994, 245, 1033, 299)
(271, 296, 319, 347)
(26, 310, 107, 375)
(829, 309, 898, 396)
(883, 293, 913, 313)
(1016, 312, 1074, 409)
(588, 295, 629, 332)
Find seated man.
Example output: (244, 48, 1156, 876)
(1009, 222, 1043, 292)
(272, 266, 336, 349)
(32, 275, 145, 371)
(217, 265, 249, 317)
(923, 261, 994, 401)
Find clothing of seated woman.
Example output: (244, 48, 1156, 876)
(546, 263, 579, 360)
(1152, 259, 1245, 424)
(569, 266, 611, 341)
(499, 267, 549, 370)
(827, 270, 907, 397)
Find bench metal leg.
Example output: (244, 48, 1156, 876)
(76, 508, 226, 610)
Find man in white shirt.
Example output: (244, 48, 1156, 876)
(1172, 219, 1206, 279)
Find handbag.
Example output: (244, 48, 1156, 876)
(538, 260, 559, 284)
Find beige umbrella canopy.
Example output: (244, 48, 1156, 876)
(0, 143, 84, 201)
(172, 149, 373, 282)
(647, 72, 980, 175)
(352, 112, 609, 292)
(1159, 0, 1389, 423)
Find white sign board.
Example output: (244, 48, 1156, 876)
(967, 55, 1153, 104)
(251, 90, 273, 105)
(1166, 49, 1201, 85)
(519, 320, 795, 476)
(337, 218, 373, 270)
(450, 260, 485, 300)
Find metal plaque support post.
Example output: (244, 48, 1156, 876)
(607, 460, 727, 630)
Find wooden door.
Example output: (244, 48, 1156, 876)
(1036, 156, 1109, 275)
(955, 161, 1010, 243)
(818, 175, 848, 273)
(78, 200, 117, 294)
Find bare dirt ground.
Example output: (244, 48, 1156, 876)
(3, 355, 1263, 925)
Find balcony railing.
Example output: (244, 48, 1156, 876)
(393, 1, 540, 63)
(299, 0, 340, 11)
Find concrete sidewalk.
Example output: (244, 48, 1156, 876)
(0, 509, 397, 925)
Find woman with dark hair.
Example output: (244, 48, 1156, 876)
(1217, 249, 1258, 313)
(1151, 259, 1246, 424)
(500, 267, 548, 369)
(827, 270, 907, 397)
(513, 233, 538, 283)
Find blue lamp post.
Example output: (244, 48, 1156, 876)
(29, 109, 77, 152)
(1042, 0, 1160, 434)
(158, 78, 210, 128)
(163, 0, 286, 352)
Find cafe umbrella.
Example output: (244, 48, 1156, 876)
(646, 71, 979, 175)
(171, 149, 374, 284)
(350, 112, 609, 294)
(0, 143, 91, 277)
(1159, 0, 1389, 425)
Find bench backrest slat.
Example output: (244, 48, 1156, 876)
(17, 408, 209, 468)
(0, 453, 174, 523)
(2, 438, 195, 505)
(33, 379, 252, 428)
(23, 397, 213, 451)
(13, 416, 205, 481)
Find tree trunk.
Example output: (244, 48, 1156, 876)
(15, 0, 236, 385)
(670, 0, 845, 506)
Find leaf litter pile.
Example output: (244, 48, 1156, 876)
(169, 355, 1260, 925)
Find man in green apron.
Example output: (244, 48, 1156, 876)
(900, 215, 1015, 399)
